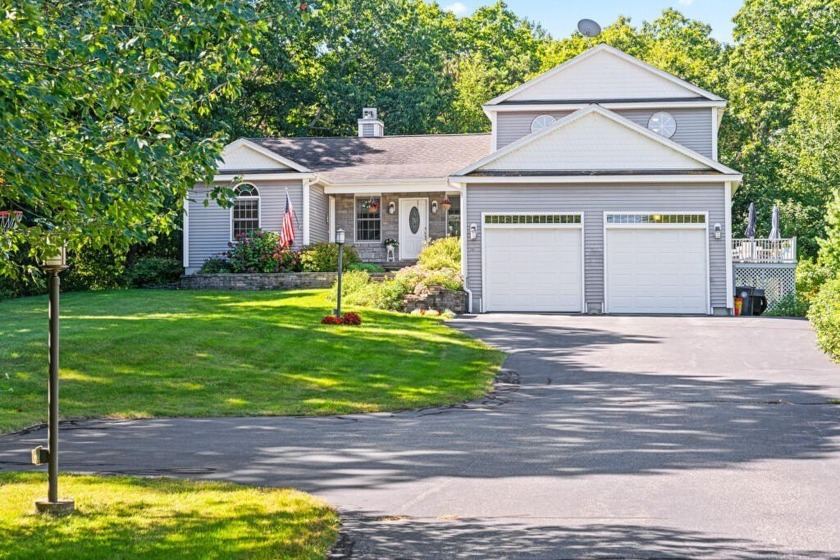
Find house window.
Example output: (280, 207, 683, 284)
(232, 184, 260, 239)
(355, 197, 381, 241)
(447, 207, 460, 237)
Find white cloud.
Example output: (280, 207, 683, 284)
(444, 2, 469, 16)
(678, 0, 694, 5)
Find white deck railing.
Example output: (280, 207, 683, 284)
(732, 238, 797, 263)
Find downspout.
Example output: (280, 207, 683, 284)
(453, 180, 473, 313)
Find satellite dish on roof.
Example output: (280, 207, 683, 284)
(577, 19, 602, 38)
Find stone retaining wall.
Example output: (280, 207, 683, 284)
(403, 286, 468, 314)
(180, 272, 336, 291)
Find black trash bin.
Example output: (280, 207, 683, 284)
(751, 288, 768, 316)
(736, 286, 754, 316)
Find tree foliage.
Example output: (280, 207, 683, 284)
(0, 0, 267, 275)
(774, 69, 840, 256)
(4, 0, 840, 285)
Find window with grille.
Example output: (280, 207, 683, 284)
(606, 213, 705, 225)
(232, 184, 260, 238)
(356, 197, 381, 241)
(484, 214, 581, 225)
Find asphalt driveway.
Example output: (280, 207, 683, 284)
(2, 314, 840, 558)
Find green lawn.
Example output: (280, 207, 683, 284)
(0, 472, 338, 559)
(0, 289, 502, 434)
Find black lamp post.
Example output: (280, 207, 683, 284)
(33, 244, 74, 515)
(334, 229, 345, 318)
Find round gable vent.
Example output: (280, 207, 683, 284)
(648, 112, 677, 138)
(530, 114, 556, 134)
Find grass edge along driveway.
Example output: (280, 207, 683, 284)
(0, 289, 504, 434)
(0, 472, 338, 560)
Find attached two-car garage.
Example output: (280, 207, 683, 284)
(480, 212, 710, 315)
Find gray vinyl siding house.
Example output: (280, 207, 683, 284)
(185, 44, 742, 315)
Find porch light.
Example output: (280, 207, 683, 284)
(431, 200, 439, 214)
(42, 245, 68, 272)
(440, 196, 452, 212)
(388, 202, 396, 214)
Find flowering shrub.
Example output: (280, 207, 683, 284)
(321, 312, 363, 325)
(341, 312, 362, 325)
(227, 230, 302, 273)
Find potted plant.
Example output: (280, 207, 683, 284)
(362, 199, 380, 214)
(384, 238, 399, 249)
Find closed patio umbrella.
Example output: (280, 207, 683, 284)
(744, 202, 756, 238)
(769, 205, 781, 240)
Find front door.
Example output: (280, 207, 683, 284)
(399, 198, 428, 260)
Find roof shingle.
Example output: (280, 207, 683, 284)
(251, 134, 490, 182)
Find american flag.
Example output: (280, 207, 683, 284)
(280, 191, 296, 249)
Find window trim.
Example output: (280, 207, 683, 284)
(354, 194, 383, 243)
(230, 183, 261, 241)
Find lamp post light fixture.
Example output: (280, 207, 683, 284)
(33, 244, 74, 515)
(334, 229, 345, 318)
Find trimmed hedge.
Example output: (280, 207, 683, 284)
(808, 276, 840, 362)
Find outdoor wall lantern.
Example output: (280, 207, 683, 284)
(469, 223, 477, 240)
(33, 241, 74, 515)
(431, 200, 439, 214)
(334, 229, 345, 318)
(387, 201, 396, 214)
(714, 223, 722, 239)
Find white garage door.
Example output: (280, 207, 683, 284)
(606, 226, 708, 314)
(484, 225, 582, 312)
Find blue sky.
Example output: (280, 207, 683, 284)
(441, 0, 743, 43)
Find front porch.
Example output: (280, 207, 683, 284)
(330, 192, 460, 262)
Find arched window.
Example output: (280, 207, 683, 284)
(232, 184, 260, 239)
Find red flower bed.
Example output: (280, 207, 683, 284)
(321, 312, 363, 326)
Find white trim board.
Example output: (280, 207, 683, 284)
(214, 172, 316, 182)
(450, 174, 742, 185)
(453, 105, 741, 177)
(182, 197, 189, 268)
(485, 100, 726, 113)
(486, 44, 723, 106)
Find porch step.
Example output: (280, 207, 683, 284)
(377, 260, 417, 272)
